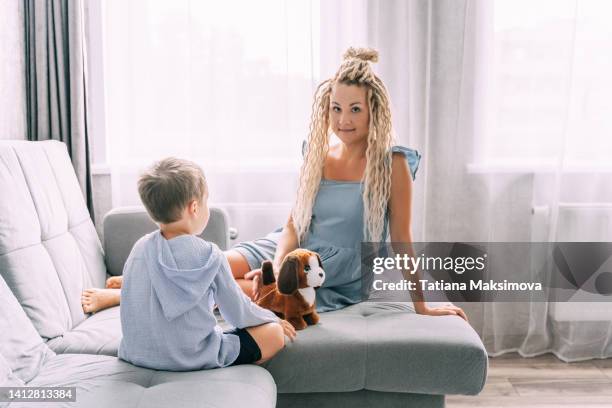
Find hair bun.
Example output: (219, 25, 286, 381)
(343, 47, 379, 63)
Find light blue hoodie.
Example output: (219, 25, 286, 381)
(118, 230, 279, 371)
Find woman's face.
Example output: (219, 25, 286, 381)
(329, 83, 370, 145)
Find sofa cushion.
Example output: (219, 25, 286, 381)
(263, 302, 367, 393)
(46, 306, 121, 356)
(0, 275, 54, 383)
(0, 141, 106, 341)
(27, 354, 276, 408)
(262, 302, 488, 396)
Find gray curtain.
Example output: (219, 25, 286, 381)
(24, 0, 94, 219)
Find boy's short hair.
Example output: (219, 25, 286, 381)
(138, 157, 207, 224)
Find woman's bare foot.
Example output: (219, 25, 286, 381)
(81, 288, 121, 314)
(106, 276, 123, 289)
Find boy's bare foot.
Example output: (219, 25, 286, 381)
(81, 288, 120, 314)
(106, 276, 123, 289)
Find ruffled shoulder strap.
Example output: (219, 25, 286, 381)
(391, 145, 421, 180)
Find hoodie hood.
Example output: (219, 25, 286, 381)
(146, 231, 222, 321)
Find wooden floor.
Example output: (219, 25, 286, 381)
(446, 352, 612, 407)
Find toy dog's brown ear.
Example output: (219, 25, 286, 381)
(261, 260, 276, 285)
(316, 254, 323, 268)
(277, 255, 299, 295)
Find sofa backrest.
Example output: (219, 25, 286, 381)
(103, 206, 231, 276)
(0, 274, 54, 383)
(0, 140, 106, 340)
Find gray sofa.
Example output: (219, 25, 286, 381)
(0, 140, 488, 407)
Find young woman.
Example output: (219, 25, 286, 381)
(228, 47, 468, 321)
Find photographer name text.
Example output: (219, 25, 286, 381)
(372, 279, 543, 291)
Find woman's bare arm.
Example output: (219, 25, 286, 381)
(247, 214, 299, 300)
(388, 153, 426, 311)
(388, 153, 468, 321)
(272, 214, 299, 274)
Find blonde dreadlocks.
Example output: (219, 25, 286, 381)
(293, 47, 395, 243)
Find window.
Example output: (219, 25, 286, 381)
(102, 0, 320, 170)
(478, 0, 612, 169)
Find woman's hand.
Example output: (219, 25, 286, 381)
(244, 269, 263, 301)
(416, 304, 469, 322)
(280, 319, 297, 342)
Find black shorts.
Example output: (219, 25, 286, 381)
(225, 328, 262, 366)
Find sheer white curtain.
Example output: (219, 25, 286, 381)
(478, 0, 612, 362)
(323, 0, 612, 361)
(101, 0, 320, 241)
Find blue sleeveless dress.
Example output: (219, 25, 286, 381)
(233, 146, 421, 312)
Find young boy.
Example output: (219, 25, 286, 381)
(118, 158, 294, 370)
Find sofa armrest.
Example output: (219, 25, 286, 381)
(103, 206, 232, 276)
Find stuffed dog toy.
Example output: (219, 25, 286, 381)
(256, 249, 325, 330)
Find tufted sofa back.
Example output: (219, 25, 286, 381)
(0, 140, 106, 340)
